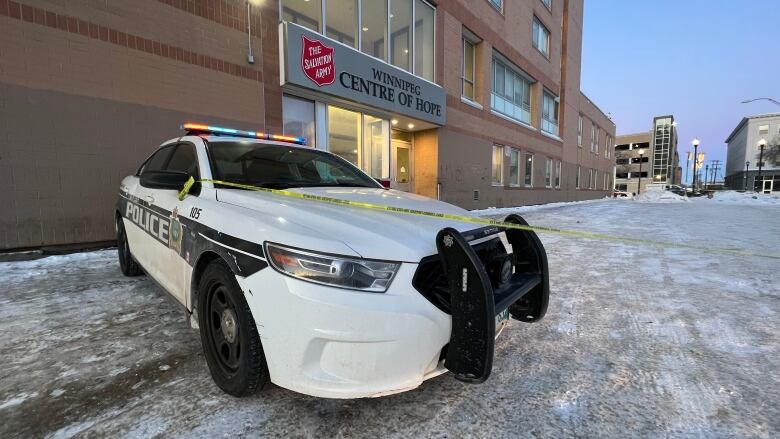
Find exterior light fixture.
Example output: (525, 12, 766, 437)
(391, 119, 398, 125)
(407, 123, 415, 129)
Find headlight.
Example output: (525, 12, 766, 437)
(265, 243, 400, 292)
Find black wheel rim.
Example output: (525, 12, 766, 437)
(206, 284, 241, 375)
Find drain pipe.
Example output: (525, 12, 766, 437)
(246, 1, 255, 64)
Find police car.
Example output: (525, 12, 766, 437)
(117, 123, 549, 398)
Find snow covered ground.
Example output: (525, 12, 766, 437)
(1, 196, 779, 438)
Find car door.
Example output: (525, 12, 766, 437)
(152, 142, 201, 304)
(126, 145, 176, 284)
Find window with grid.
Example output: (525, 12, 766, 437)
(462, 38, 476, 101)
(509, 148, 521, 186)
(532, 17, 550, 58)
(492, 145, 503, 185)
(491, 55, 533, 124)
(542, 91, 559, 136)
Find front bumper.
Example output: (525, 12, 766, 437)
(236, 213, 548, 398)
(238, 263, 452, 398)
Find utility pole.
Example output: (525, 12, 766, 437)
(704, 164, 709, 190)
(757, 139, 767, 193)
(709, 160, 722, 188)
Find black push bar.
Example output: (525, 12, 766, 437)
(436, 214, 549, 383)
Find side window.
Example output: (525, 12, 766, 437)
(166, 144, 200, 177)
(138, 145, 175, 175)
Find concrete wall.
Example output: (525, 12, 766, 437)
(0, 0, 282, 250)
(725, 116, 780, 179)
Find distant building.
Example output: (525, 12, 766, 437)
(724, 113, 780, 193)
(613, 116, 680, 194)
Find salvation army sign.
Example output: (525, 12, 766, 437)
(301, 36, 335, 86)
(281, 22, 446, 126)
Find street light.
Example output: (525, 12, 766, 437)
(685, 151, 692, 187)
(757, 138, 768, 193)
(637, 148, 645, 194)
(692, 138, 700, 191)
(745, 161, 750, 191)
(741, 97, 780, 108)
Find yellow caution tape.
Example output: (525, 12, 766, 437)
(178, 177, 780, 261)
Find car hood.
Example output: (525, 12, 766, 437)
(216, 187, 481, 262)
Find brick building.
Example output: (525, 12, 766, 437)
(0, 0, 615, 250)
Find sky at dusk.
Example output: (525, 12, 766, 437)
(581, 0, 780, 182)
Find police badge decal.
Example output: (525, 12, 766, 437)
(169, 206, 183, 254)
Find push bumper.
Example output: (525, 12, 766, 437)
(435, 214, 549, 383)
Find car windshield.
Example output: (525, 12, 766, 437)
(207, 141, 381, 190)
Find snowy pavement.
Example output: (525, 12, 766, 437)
(1, 197, 780, 438)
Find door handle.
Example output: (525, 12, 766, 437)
(145, 195, 155, 204)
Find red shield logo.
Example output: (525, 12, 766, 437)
(301, 36, 335, 87)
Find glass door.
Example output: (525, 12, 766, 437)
(391, 130, 412, 191)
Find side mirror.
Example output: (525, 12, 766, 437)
(140, 171, 191, 190)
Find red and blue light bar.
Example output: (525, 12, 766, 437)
(181, 123, 306, 145)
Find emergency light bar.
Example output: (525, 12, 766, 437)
(181, 123, 306, 145)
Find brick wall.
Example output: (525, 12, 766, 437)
(0, 0, 281, 250)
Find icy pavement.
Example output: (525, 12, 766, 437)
(1, 199, 779, 438)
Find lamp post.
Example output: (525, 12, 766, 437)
(741, 97, 780, 108)
(704, 164, 709, 190)
(637, 148, 645, 194)
(692, 138, 700, 191)
(745, 161, 750, 191)
(685, 152, 691, 187)
(757, 138, 767, 193)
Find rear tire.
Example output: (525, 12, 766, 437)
(116, 216, 143, 277)
(198, 259, 269, 397)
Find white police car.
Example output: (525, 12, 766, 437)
(117, 123, 549, 398)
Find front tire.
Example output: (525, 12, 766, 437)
(116, 216, 143, 277)
(198, 260, 269, 397)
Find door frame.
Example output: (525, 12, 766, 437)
(391, 138, 413, 191)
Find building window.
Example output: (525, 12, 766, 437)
(327, 0, 358, 47)
(415, 0, 435, 81)
(590, 123, 596, 152)
(555, 160, 561, 188)
(545, 158, 552, 187)
(541, 0, 552, 9)
(541, 91, 559, 135)
(524, 153, 534, 187)
(491, 55, 533, 125)
(488, 0, 502, 12)
(577, 115, 583, 147)
(364, 115, 390, 179)
(591, 169, 597, 189)
(532, 17, 550, 58)
(603, 172, 608, 190)
(390, 0, 412, 72)
(576, 165, 580, 189)
(492, 145, 504, 185)
(282, 95, 316, 147)
(509, 148, 521, 186)
(462, 38, 476, 101)
(587, 169, 593, 189)
(595, 128, 600, 155)
(327, 106, 390, 179)
(282, 0, 322, 32)
(758, 124, 769, 135)
(285, 0, 434, 81)
(361, 0, 387, 59)
(328, 106, 362, 166)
